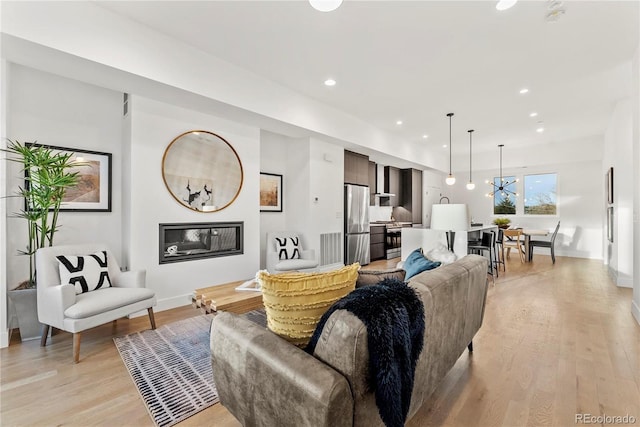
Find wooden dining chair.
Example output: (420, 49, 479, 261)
(503, 229, 526, 263)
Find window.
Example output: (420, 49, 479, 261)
(524, 173, 557, 215)
(493, 176, 517, 215)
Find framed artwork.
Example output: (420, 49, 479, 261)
(26, 144, 112, 212)
(260, 172, 283, 212)
(607, 206, 614, 243)
(606, 167, 614, 205)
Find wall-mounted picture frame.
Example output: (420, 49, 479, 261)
(260, 172, 283, 212)
(607, 206, 614, 243)
(26, 143, 112, 212)
(606, 166, 614, 205)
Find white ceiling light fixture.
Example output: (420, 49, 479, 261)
(396, 120, 403, 125)
(536, 127, 545, 133)
(422, 134, 428, 139)
(486, 144, 519, 198)
(309, 0, 343, 12)
(530, 112, 538, 117)
(496, 0, 518, 11)
(324, 78, 336, 86)
(519, 88, 529, 94)
(445, 113, 456, 186)
(466, 129, 476, 190)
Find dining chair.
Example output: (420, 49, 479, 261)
(528, 221, 560, 263)
(503, 229, 526, 263)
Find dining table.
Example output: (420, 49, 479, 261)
(521, 228, 550, 262)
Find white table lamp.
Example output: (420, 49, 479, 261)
(430, 204, 469, 251)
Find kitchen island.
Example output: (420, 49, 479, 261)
(400, 224, 498, 262)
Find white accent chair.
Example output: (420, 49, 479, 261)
(266, 232, 319, 273)
(36, 244, 156, 363)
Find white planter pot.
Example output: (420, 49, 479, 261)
(7, 288, 43, 341)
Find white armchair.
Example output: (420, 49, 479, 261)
(36, 244, 156, 363)
(266, 232, 319, 273)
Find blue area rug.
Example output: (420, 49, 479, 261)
(114, 315, 218, 427)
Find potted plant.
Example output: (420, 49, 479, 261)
(4, 140, 83, 340)
(492, 217, 511, 229)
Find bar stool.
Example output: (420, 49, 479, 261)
(468, 231, 497, 282)
(494, 229, 505, 273)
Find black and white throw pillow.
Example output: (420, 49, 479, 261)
(275, 236, 301, 260)
(57, 250, 112, 294)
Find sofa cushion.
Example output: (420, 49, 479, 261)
(258, 263, 359, 347)
(274, 258, 319, 271)
(57, 250, 112, 294)
(404, 248, 441, 280)
(274, 236, 301, 260)
(356, 268, 406, 288)
(64, 287, 155, 319)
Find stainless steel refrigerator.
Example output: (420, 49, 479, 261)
(344, 184, 370, 265)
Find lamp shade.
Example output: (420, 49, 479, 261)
(430, 204, 469, 231)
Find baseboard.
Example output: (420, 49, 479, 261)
(128, 294, 192, 318)
(607, 266, 633, 288)
(0, 329, 9, 348)
(632, 300, 640, 326)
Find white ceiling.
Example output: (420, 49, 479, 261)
(97, 0, 638, 157)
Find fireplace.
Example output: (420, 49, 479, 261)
(159, 222, 243, 264)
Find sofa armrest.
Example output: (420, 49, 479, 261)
(210, 312, 353, 427)
(115, 270, 146, 288)
(300, 248, 315, 260)
(37, 284, 76, 328)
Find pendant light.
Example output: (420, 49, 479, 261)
(445, 113, 456, 185)
(309, 0, 343, 12)
(466, 130, 475, 190)
(486, 144, 518, 198)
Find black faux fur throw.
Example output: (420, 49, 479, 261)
(306, 278, 425, 427)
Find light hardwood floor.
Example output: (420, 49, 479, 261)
(1, 255, 639, 426)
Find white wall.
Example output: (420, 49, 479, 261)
(5, 64, 123, 288)
(126, 96, 261, 311)
(631, 45, 640, 326)
(259, 130, 288, 268)
(604, 98, 634, 287)
(308, 137, 344, 252)
(448, 137, 604, 260)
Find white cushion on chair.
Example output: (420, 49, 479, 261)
(64, 287, 155, 319)
(275, 259, 319, 271)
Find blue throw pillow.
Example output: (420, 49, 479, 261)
(404, 248, 441, 280)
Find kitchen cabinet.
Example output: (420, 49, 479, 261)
(370, 225, 386, 261)
(400, 168, 423, 225)
(368, 161, 377, 205)
(344, 150, 369, 186)
(381, 166, 400, 207)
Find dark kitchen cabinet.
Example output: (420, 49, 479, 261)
(344, 150, 369, 186)
(381, 166, 400, 207)
(400, 168, 423, 225)
(370, 225, 386, 261)
(368, 161, 377, 205)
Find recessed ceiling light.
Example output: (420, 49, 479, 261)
(496, 0, 518, 11)
(443, 144, 447, 148)
(324, 79, 336, 86)
(519, 88, 529, 94)
(422, 134, 429, 139)
(536, 127, 545, 133)
(396, 120, 403, 125)
(530, 112, 538, 117)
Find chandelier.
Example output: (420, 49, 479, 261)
(486, 144, 518, 198)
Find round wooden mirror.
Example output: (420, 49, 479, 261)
(162, 130, 243, 212)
